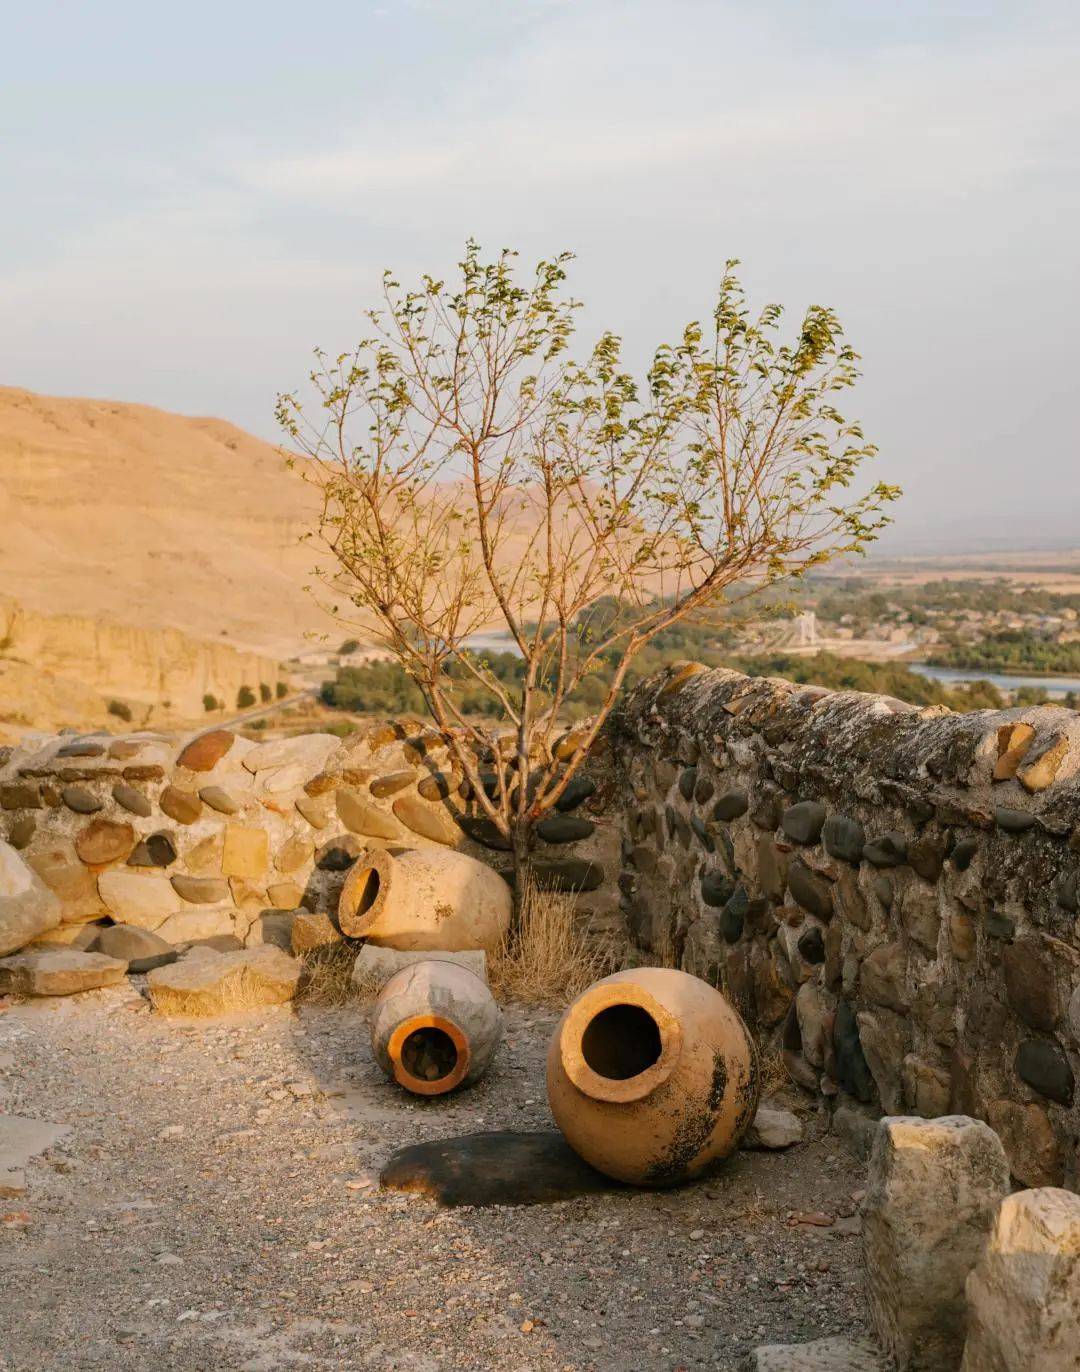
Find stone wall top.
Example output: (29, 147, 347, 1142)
(615, 663, 1080, 934)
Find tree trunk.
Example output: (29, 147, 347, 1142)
(509, 821, 533, 928)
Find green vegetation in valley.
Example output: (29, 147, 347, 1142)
(928, 631, 1080, 677)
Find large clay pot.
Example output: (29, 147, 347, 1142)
(546, 967, 759, 1186)
(371, 960, 503, 1096)
(338, 845, 512, 952)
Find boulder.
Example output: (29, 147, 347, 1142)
(156, 908, 237, 946)
(0, 839, 62, 955)
(0, 948, 128, 996)
(961, 1187, 1080, 1371)
(146, 945, 302, 1015)
(93, 924, 177, 973)
(98, 871, 179, 928)
(863, 1115, 1010, 1371)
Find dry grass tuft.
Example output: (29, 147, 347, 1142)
(758, 1040, 789, 1094)
(297, 941, 363, 1006)
(488, 870, 616, 1006)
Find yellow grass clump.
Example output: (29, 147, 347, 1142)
(488, 870, 615, 1006)
(297, 941, 363, 1006)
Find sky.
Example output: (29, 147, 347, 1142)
(3, 0, 1078, 553)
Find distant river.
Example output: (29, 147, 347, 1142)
(909, 663, 1080, 698)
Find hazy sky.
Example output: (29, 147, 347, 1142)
(4, 0, 1078, 552)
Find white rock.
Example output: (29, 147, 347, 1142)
(242, 734, 338, 781)
(863, 1115, 1010, 1372)
(743, 1106, 804, 1150)
(97, 871, 180, 929)
(352, 944, 487, 991)
(155, 908, 237, 946)
(749, 1337, 886, 1371)
(961, 1187, 1080, 1372)
(0, 840, 62, 956)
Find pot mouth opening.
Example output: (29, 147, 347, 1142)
(581, 1003, 663, 1080)
(560, 983, 682, 1103)
(388, 1014, 470, 1095)
(352, 866, 381, 918)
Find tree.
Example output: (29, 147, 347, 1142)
(275, 681, 289, 699)
(260, 682, 272, 703)
(203, 693, 221, 713)
(278, 243, 899, 891)
(236, 685, 256, 709)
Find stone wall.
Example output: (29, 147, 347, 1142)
(611, 663, 1080, 1190)
(0, 719, 617, 955)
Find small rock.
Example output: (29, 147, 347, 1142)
(111, 785, 153, 818)
(93, 924, 177, 973)
(170, 875, 230, 905)
(743, 1107, 803, 1150)
(127, 833, 178, 869)
(392, 795, 461, 845)
(159, 786, 203, 826)
(781, 801, 826, 845)
(61, 786, 102, 815)
(176, 730, 236, 771)
(0, 949, 128, 996)
(199, 786, 240, 815)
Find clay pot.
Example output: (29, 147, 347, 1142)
(338, 846, 512, 952)
(371, 960, 503, 1096)
(546, 967, 759, 1186)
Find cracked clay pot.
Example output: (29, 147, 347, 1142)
(546, 967, 759, 1186)
(371, 959, 503, 1096)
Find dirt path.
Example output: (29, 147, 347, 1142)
(0, 988, 870, 1371)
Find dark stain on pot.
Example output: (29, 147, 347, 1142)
(644, 1052, 729, 1187)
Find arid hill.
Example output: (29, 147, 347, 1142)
(0, 385, 336, 658)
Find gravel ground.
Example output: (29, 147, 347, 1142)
(0, 986, 871, 1371)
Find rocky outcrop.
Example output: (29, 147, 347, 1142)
(0, 596, 284, 722)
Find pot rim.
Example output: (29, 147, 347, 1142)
(387, 1013, 471, 1095)
(558, 981, 683, 1104)
(338, 847, 399, 938)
